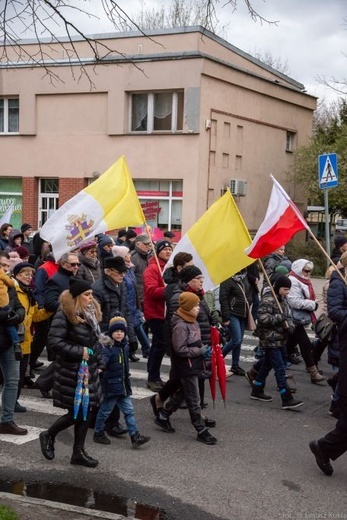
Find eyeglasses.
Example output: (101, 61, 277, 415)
(67, 262, 81, 267)
(109, 269, 126, 275)
(303, 269, 312, 273)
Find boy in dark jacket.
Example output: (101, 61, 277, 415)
(251, 276, 304, 410)
(93, 316, 150, 448)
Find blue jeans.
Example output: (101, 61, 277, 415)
(254, 347, 287, 391)
(134, 324, 150, 355)
(222, 315, 246, 368)
(147, 319, 166, 382)
(0, 345, 20, 423)
(95, 395, 137, 436)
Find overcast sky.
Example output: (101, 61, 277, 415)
(79, 0, 347, 104)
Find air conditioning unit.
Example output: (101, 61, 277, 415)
(229, 179, 247, 196)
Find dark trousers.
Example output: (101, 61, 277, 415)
(30, 320, 50, 368)
(48, 408, 90, 451)
(318, 404, 347, 461)
(164, 376, 205, 433)
(35, 361, 55, 391)
(254, 348, 287, 391)
(147, 318, 166, 382)
(159, 374, 205, 408)
(17, 354, 29, 399)
(286, 325, 315, 367)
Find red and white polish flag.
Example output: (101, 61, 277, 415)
(245, 175, 309, 259)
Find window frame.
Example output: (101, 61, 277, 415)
(0, 98, 19, 134)
(285, 131, 296, 153)
(129, 91, 184, 134)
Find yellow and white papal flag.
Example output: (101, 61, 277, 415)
(40, 156, 145, 260)
(168, 189, 254, 291)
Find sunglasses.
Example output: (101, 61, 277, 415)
(67, 262, 81, 267)
(303, 269, 312, 273)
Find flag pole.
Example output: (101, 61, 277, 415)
(305, 227, 346, 284)
(257, 259, 286, 316)
(143, 218, 164, 281)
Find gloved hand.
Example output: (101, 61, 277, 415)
(200, 345, 210, 356)
(6, 311, 20, 326)
(202, 346, 212, 359)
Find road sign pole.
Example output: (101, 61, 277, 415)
(324, 189, 331, 265)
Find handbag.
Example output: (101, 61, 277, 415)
(291, 308, 311, 326)
(246, 309, 256, 331)
(314, 313, 336, 343)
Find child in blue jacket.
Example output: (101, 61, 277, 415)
(94, 316, 150, 448)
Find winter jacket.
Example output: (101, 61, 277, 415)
(44, 266, 75, 313)
(256, 293, 293, 349)
(96, 335, 132, 398)
(124, 268, 143, 328)
(287, 259, 316, 313)
(33, 258, 59, 308)
(131, 248, 152, 304)
(4, 229, 24, 253)
(0, 286, 25, 351)
(327, 269, 347, 397)
(13, 279, 52, 355)
(170, 313, 205, 378)
(219, 274, 252, 321)
(47, 291, 104, 411)
(91, 274, 136, 342)
(143, 256, 166, 321)
(75, 254, 102, 284)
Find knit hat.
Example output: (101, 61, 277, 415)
(156, 240, 173, 255)
(126, 229, 137, 240)
(14, 246, 30, 259)
(180, 265, 202, 284)
(104, 256, 127, 272)
(164, 231, 175, 238)
(109, 316, 127, 335)
(111, 245, 130, 258)
(274, 264, 290, 275)
(340, 251, 347, 268)
(80, 240, 97, 252)
(69, 277, 92, 298)
(117, 229, 127, 239)
(273, 275, 292, 293)
(177, 292, 200, 322)
(135, 233, 151, 244)
(98, 235, 114, 248)
(334, 235, 347, 249)
(13, 262, 35, 278)
(21, 223, 32, 233)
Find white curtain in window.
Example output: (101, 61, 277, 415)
(133, 94, 148, 130)
(154, 93, 172, 119)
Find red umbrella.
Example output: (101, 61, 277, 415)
(209, 326, 227, 407)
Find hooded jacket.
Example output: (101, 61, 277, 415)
(170, 313, 205, 377)
(96, 334, 132, 398)
(287, 259, 316, 312)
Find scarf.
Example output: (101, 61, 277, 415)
(177, 308, 196, 323)
(83, 303, 101, 339)
(17, 279, 36, 307)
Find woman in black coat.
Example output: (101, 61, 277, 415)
(39, 278, 104, 468)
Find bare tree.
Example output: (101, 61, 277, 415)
(0, 0, 277, 87)
(252, 49, 289, 75)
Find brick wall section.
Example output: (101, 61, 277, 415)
(59, 178, 86, 206)
(21, 177, 38, 229)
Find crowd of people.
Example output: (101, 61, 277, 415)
(0, 222, 346, 475)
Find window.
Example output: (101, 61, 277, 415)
(131, 91, 184, 133)
(39, 179, 59, 227)
(286, 131, 296, 152)
(0, 98, 19, 133)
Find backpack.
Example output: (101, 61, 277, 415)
(314, 313, 336, 343)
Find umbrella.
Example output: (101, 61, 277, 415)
(74, 360, 89, 421)
(210, 326, 227, 407)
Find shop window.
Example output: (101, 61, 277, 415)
(131, 91, 184, 133)
(0, 98, 19, 133)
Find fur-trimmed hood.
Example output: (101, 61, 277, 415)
(58, 289, 102, 325)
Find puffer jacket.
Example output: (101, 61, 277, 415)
(131, 248, 151, 304)
(287, 259, 316, 312)
(219, 274, 252, 320)
(75, 254, 102, 284)
(256, 293, 293, 349)
(143, 256, 166, 320)
(91, 274, 136, 343)
(47, 291, 104, 411)
(170, 313, 204, 377)
(13, 279, 52, 355)
(96, 334, 132, 398)
(0, 286, 25, 351)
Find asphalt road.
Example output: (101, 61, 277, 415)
(1, 277, 346, 520)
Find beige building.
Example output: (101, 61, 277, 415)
(0, 26, 316, 237)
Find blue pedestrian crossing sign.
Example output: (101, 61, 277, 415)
(318, 153, 338, 189)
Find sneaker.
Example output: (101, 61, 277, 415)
(288, 354, 302, 365)
(14, 401, 27, 413)
(230, 366, 245, 376)
(39, 430, 55, 460)
(281, 395, 303, 410)
(129, 353, 140, 362)
(131, 432, 151, 448)
(106, 423, 128, 437)
(146, 381, 163, 393)
(309, 441, 333, 476)
(250, 388, 272, 402)
(93, 432, 111, 445)
(197, 429, 217, 445)
(154, 416, 175, 433)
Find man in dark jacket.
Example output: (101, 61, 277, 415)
(331, 235, 347, 265)
(131, 233, 152, 308)
(0, 252, 26, 435)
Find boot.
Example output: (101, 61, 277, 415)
(71, 448, 98, 468)
(39, 430, 55, 460)
(245, 367, 258, 387)
(131, 432, 151, 448)
(196, 429, 217, 445)
(281, 390, 303, 410)
(93, 431, 111, 445)
(307, 365, 326, 384)
(250, 383, 272, 402)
